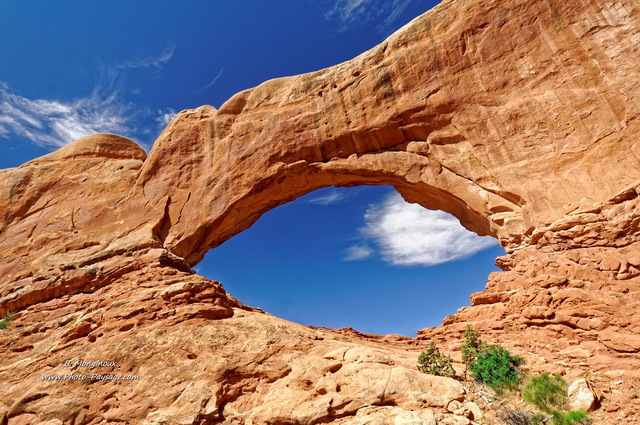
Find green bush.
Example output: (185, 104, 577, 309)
(565, 411, 589, 421)
(550, 410, 590, 425)
(468, 345, 524, 391)
(417, 342, 456, 378)
(523, 373, 590, 425)
(0, 311, 14, 329)
(523, 372, 568, 413)
(461, 325, 486, 366)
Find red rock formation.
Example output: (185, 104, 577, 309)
(1, 0, 640, 423)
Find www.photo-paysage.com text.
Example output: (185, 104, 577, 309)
(41, 374, 140, 382)
(40, 359, 140, 382)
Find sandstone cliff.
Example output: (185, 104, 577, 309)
(1, 0, 640, 423)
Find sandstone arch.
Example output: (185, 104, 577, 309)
(139, 2, 636, 264)
(131, 0, 640, 266)
(2, 0, 640, 422)
(136, 105, 505, 268)
(1, 0, 639, 315)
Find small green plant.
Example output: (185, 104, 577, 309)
(0, 311, 15, 329)
(417, 342, 456, 378)
(549, 410, 590, 425)
(460, 326, 522, 391)
(523, 372, 568, 413)
(461, 325, 486, 365)
(565, 411, 589, 422)
(461, 324, 488, 379)
(469, 345, 524, 391)
(523, 373, 590, 425)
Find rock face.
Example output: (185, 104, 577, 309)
(1, 0, 640, 423)
(0, 267, 468, 424)
(568, 379, 600, 412)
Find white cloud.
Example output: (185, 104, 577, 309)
(348, 193, 497, 266)
(0, 86, 130, 148)
(156, 108, 177, 127)
(325, 0, 372, 23)
(322, 0, 414, 33)
(0, 44, 177, 149)
(345, 245, 373, 261)
(334, 0, 369, 19)
(198, 68, 224, 94)
(119, 43, 176, 70)
(307, 190, 347, 206)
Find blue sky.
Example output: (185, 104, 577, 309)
(0, 1, 504, 336)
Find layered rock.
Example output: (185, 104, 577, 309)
(3, 0, 640, 315)
(1, 0, 640, 423)
(0, 265, 475, 425)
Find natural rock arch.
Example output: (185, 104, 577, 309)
(127, 0, 639, 266)
(1, 0, 639, 314)
(2, 0, 640, 422)
(136, 105, 504, 267)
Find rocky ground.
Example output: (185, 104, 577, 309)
(1, 253, 638, 424)
(0, 262, 485, 424)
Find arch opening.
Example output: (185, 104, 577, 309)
(163, 155, 505, 267)
(197, 185, 505, 336)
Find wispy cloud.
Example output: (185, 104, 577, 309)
(345, 245, 373, 261)
(328, 0, 368, 20)
(0, 84, 130, 148)
(307, 190, 347, 206)
(119, 43, 176, 70)
(197, 69, 224, 94)
(322, 0, 415, 33)
(0, 44, 177, 149)
(346, 193, 498, 266)
(156, 108, 177, 127)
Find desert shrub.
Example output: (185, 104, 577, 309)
(523, 372, 568, 413)
(565, 411, 589, 422)
(461, 324, 487, 366)
(417, 342, 456, 378)
(0, 311, 14, 329)
(499, 410, 588, 425)
(550, 410, 590, 425)
(523, 373, 590, 425)
(469, 345, 524, 391)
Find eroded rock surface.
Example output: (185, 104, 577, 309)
(1, 0, 640, 423)
(0, 265, 475, 425)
